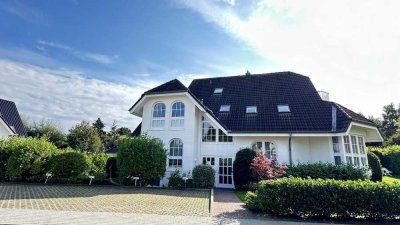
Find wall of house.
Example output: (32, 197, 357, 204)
(309, 137, 334, 163)
(0, 120, 12, 138)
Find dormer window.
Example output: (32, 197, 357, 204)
(246, 106, 257, 113)
(277, 104, 290, 113)
(214, 88, 223, 94)
(219, 105, 230, 112)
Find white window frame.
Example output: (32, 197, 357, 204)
(251, 141, 276, 160)
(332, 136, 340, 153)
(219, 105, 230, 112)
(277, 104, 290, 113)
(351, 135, 359, 154)
(168, 138, 183, 168)
(334, 156, 342, 165)
(343, 136, 351, 153)
(170, 101, 185, 129)
(214, 88, 223, 94)
(358, 136, 365, 154)
(246, 106, 257, 114)
(202, 121, 216, 142)
(218, 129, 233, 142)
(151, 102, 166, 129)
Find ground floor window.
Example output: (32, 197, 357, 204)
(353, 157, 360, 167)
(346, 156, 352, 165)
(251, 141, 276, 159)
(218, 158, 233, 185)
(361, 157, 367, 166)
(202, 157, 215, 166)
(334, 156, 342, 165)
(168, 138, 183, 168)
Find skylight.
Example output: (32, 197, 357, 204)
(277, 105, 290, 113)
(246, 106, 257, 113)
(214, 88, 223, 94)
(220, 105, 230, 112)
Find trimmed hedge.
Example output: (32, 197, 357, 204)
(233, 148, 257, 190)
(284, 163, 368, 180)
(367, 152, 383, 181)
(192, 164, 215, 188)
(370, 146, 400, 175)
(246, 178, 400, 219)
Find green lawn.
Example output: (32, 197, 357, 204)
(383, 176, 400, 184)
(235, 191, 247, 202)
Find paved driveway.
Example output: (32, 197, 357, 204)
(0, 184, 210, 217)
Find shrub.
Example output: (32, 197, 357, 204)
(285, 163, 368, 180)
(168, 170, 185, 188)
(192, 164, 215, 188)
(251, 152, 286, 181)
(367, 151, 383, 182)
(49, 151, 89, 178)
(0, 137, 58, 181)
(233, 148, 256, 190)
(67, 121, 104, 153)
(369, 146, 400, 175)
(247, 177, 400, 219)
(117, 135, 167, 185)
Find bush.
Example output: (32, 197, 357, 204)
(247, 178, 400, 219)
(0, 137, 58, 181)
(251, 152, 286, 181)
(369, 146, 400, 175)
(49, 151, 89, 178)
(192, 164, 215, 188)
(367, 152, 383, 182)
(117, 135, 167, 185)
(233, 148, 256, 190)
(285, 163, 368, 180)
(168, 170, 186, 188)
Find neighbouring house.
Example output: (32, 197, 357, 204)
(0, 99, 27, 138)
(128, 72, 383, 188)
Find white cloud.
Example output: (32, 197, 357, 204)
(177, 0, 400, 118)
(37, 39, 117, 65)
(0, 59, 157, 132)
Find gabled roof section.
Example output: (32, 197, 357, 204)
(131, 122, 142, 137)
(0, 99, 27, 136)
(334, 103, 377, 127)
(188, 71, 376, 134)
(144, 79, 187, 95)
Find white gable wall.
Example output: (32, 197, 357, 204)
(0, 118, 13, 138)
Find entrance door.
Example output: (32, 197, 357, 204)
(217, 157, 234, 188)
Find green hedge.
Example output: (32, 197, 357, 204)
(284, 163, 368, 180)
(370, 146, 400, 175)
(367, 152, 383, 181)
(246, 178, 400, 219)
(233, 148, 256, 190)
(192, 164, 214, 188)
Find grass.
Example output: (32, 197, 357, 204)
(383, 175, 400, 184)
(235, 191, 247, 202)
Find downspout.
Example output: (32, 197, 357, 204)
(288, 133, 293, 166)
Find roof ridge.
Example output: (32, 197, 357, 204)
(189, 71, 310, 83)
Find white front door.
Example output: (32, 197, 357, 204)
(202, 156, 234, 188)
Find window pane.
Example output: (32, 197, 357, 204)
(202, 121, 216, 142)
(153, 103, 166, 118)
(172, 102, 185, 117)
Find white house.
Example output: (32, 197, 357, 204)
(129, 72, 383, 188)
(0, 99, 27, 138)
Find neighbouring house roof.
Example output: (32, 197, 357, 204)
(131, 122, 142, 137)
(0, 99, 27, 136)
(130, 71, 379, 134)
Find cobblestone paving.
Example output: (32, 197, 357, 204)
(0, 184, 210, 217)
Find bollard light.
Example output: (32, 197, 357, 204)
(182, 177, 188, 188)
(88, 175, 95, 185)
(131, 176, 140, 187)
(45, 172, 52, 184)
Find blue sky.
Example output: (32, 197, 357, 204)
(0, 0, 399, 131)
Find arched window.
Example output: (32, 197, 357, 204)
(265, 142, 276, 159)
(171, 102, 185, 128)
(152, 103, 166, 128)
(169, 138, 183, 168)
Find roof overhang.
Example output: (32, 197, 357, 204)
(228, 132, 347, 137)
(0, 117, 15, 136)
(345, 122, 383, 143)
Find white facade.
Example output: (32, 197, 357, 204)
(132, 93, 381, 188)
(0, 118, 14, 138)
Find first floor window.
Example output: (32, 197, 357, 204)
(334, 156, 342, 165)
(202, 121, 216, 142)
(361, 157, 367, 166)
(169, 139, 183, 168)
(343, 136, 351, 153)
(152, 103, 166, 128)
(218, 129, 233, 142)
(346, 156, 353, 165)
(351, 136, 359, 154)
(265, 142, 276, 159)
(358, 137, 365, 154)
(171, 102, 185, 128)
(332, 137, 340, 153)
(353, 157, 360, 167)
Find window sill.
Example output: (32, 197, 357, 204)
(169, 128, 185, 131)
(149, 128, 165, 131)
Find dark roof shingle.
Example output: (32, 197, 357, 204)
(0, 99, 27, 136)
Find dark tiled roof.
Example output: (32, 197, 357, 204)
(131, 122, 142, 137)
(106, 145, 119, 154)
(188, 72, 375, 133)
(145, 79, 187, 95)
(334, 103, 377, 127)
(0, 99, 27, 136)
